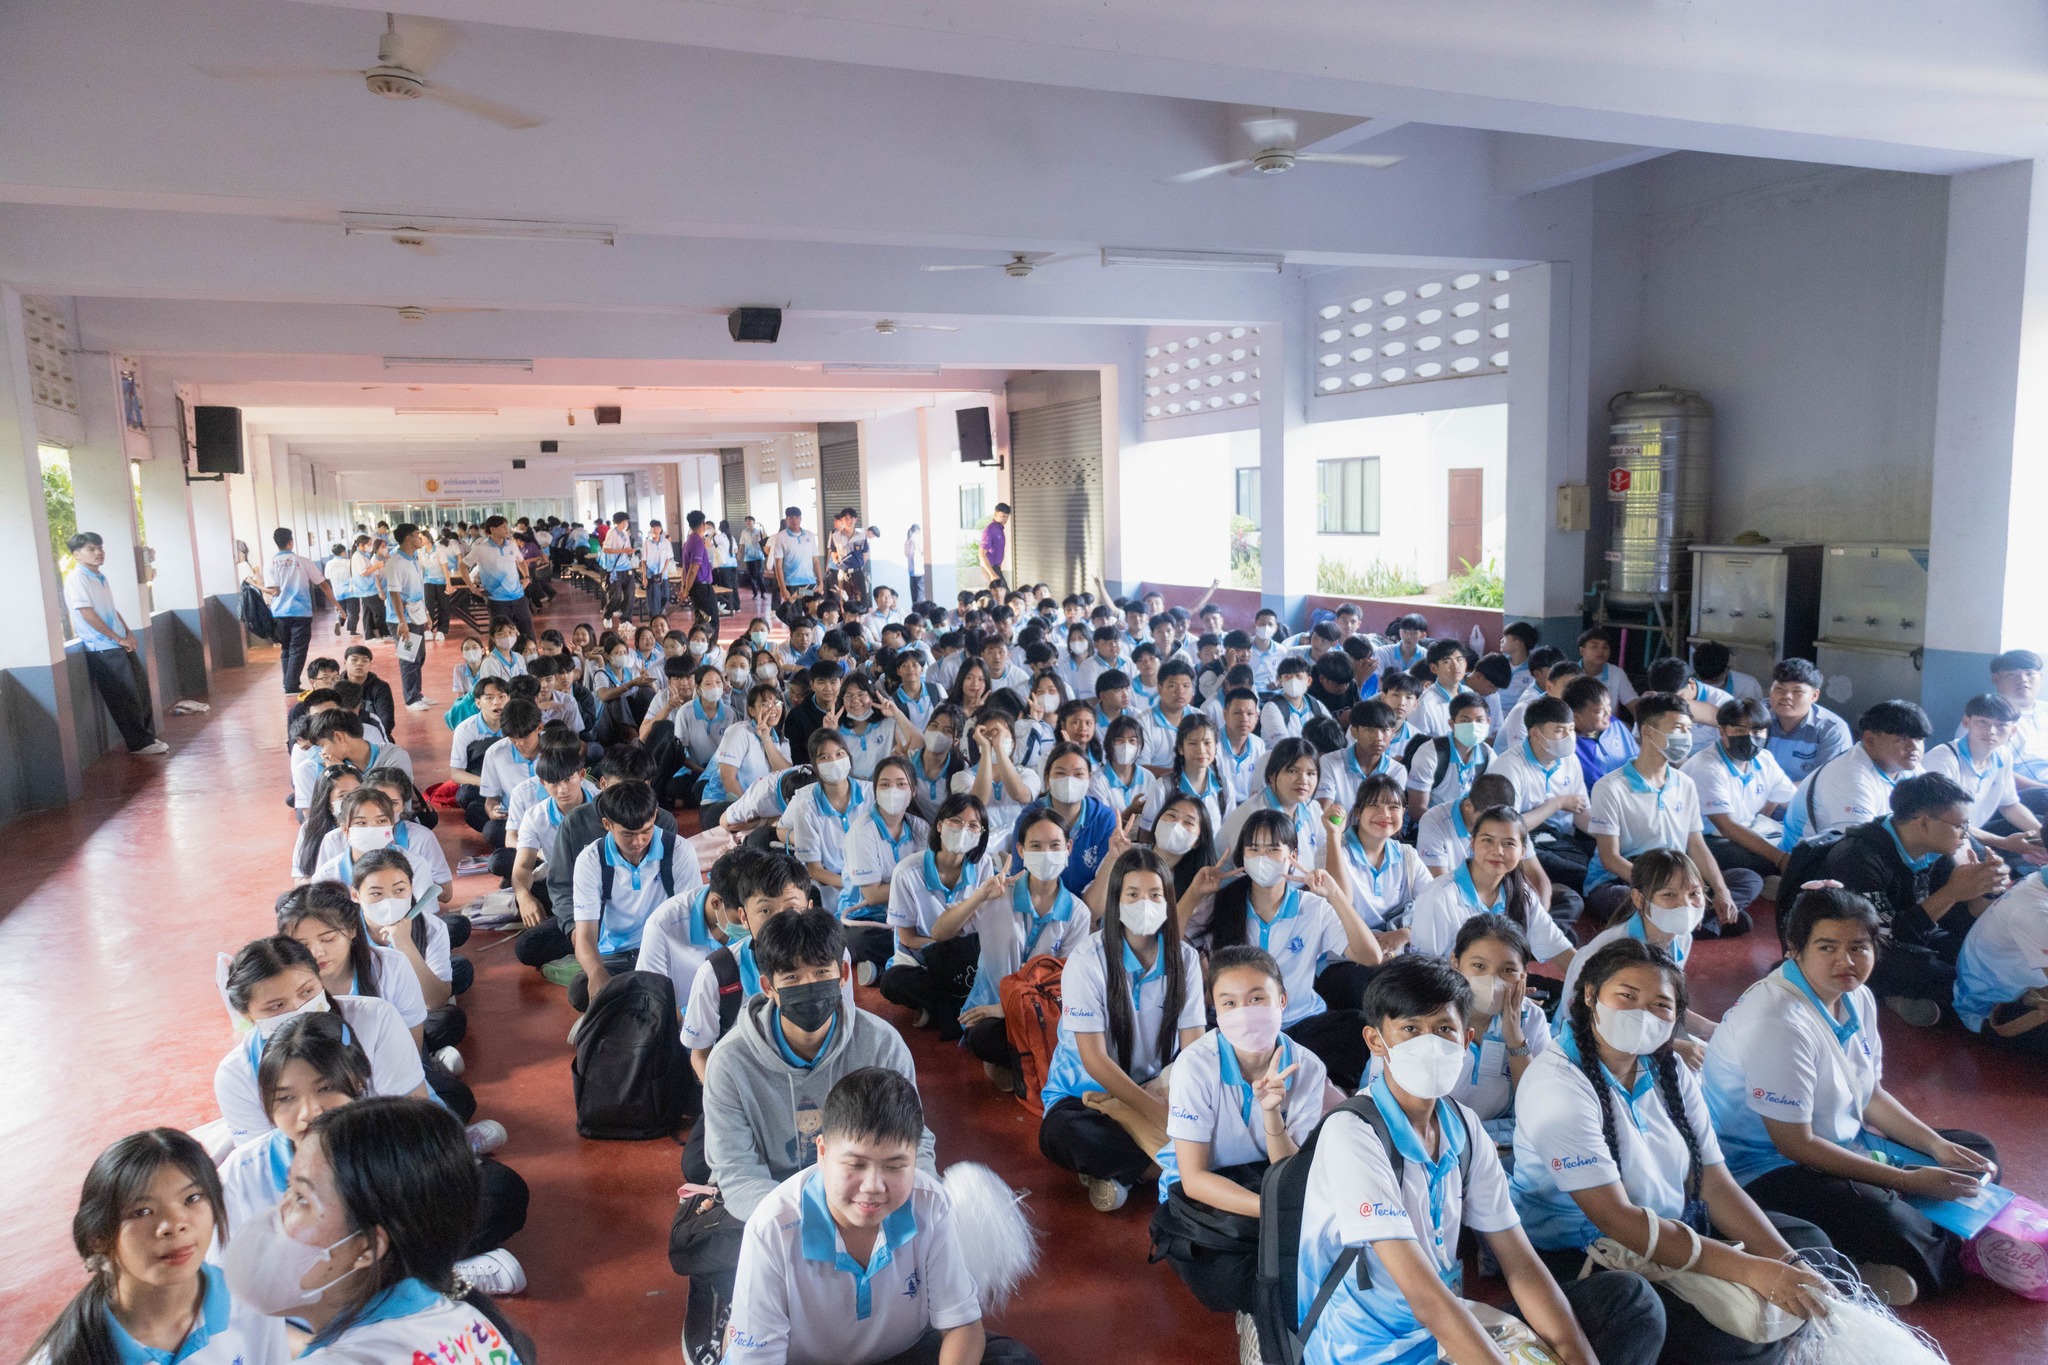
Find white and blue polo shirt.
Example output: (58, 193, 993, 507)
(62, 565, 126, 650)
(1039, 928, 1204, 1106)
(465, 537, 527, 602)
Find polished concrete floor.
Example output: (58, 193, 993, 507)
(2, 601, 2045, 1363)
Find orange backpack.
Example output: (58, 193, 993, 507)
(999, 954, 1067, 1115)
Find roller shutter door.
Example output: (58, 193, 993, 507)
(1009, 398, 1102, 595)
(720, 448, 747, 529)
(818, 421, 861, 525)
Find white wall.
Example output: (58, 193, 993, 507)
(1120, 428, 1247, 588)
(1279, 404, 1509, 587)
(860, 408, 922, 601)
(1616, 158, 1949, 546)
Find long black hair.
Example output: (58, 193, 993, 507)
(1167, 712, 1222, 799)
(1100, 847, 1190, 1079)
(224, 935, 325, 1015)
(302, 1098, 537, 1361)
(1205, 807, 1295, 952)
(1567, 938, 1703, 1207)
(1467, 805, 1540, 936)
(294, 764, 364, 878)
(258, 1010, 373, 1124)
(1149, 792, 1216, 899)
(26, 1129, 225, 1365)
(275, 881, 381, 1000)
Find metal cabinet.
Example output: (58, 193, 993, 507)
(1814, 544, 1928, 711)
(1688, 543, 1822, 687)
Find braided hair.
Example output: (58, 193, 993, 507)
(1566, 937, 1703, 1206)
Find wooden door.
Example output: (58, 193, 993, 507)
(1447, 468, 1483, 578)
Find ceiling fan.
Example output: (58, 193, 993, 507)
(1167, 114, 1403, 184)
(390, 305, 501, 322)
(195, 12, 547, 130)
(920, 251, 1088, 279)
(839, 319, 960, 335)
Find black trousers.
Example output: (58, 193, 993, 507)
(841, 921, 894, 973)
(425, 1053, 476, 1122)
(276, 615, 313, 692)
(568, 950, 640, 1012)
(1868, 941, 1960, 1014)
(486, 596, 535, 642)
(1284, 1008, 1368, 1091)
(1037, 1095, 1155, 1186)
(425, 582, 449, 634)
(681, 1115, 713, 1186)
(1745, 1130, 1996, 1296)
(965, 1016, 1013, 1069)
(877, 1327, 1040, 1365)
(514, 918, 574, 967)
(690, 581, 718, 639)
(1313, 960, 1378, 1016)
(424, 1003, 467, 1052)
(342, 596, 363, 634)
(397, 640, 424, 704)
(878, 934, 981, 1039)
(468, 1156, 530, 1258)
(83, 647, 157, 751)
(1535, 828, 1597, 894)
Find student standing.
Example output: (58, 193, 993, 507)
(381, 522, 432, 710)
(977, 502, 1011, 591)
(265, 527, 326, 692)
(904, 522, 926, 603)
(63, 530, 166, 755)
(1704, 888, 1999, 1303)
(683, 511, 720, 637)
(770, 506, 822, 605)
(465, 516, 535, 641)
(643, 519, 677, 619)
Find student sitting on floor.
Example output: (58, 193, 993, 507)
(1404, 691, 1494, 821)
(1329, 773, 1431, 947)
(1681, 697, 1793, 899)
(1558, 849, 1725, 1074)
(1296, 955, 1661, 1365)
(1490, 693, 1597, 901)
(1415, 772, 1566, 929)
(446, 677, 511, 818)
(1564, 675, 1637, 793)
(789, 728, 875, 910)
(679, 849, 830, 1086)
(213, 936, 428, 1143)
(1037, 848, 1207, 1214)
(1311, 699, 1409, 815)
(509, 740, 596, 936)
(1513, 938, 1833, 1363)
(1778, 699, 1931, 848)
(274, 878, 428, 1053)
(237, 1098, 537, 1362)
(959, 805, 1093, 1091)
(1704, 887, 1999, 1305)
(724, 1068, 1040, 1365)
(1762, 659, 1852, 785)
(1690, 640, 1763, 705)
(1407, 805, 1576, 980)
(216, 1013, 528, 1297)
(1150, 945, 1334, 1340)
(1954, 864, 2048, 1054)
(1496, 651, 1568, 752)
(291, 762, 362, 880)
(1260, 657, 1325, 744)
(23, 1128, 291, 1365)
(475, 699, 546, 872)
(1585, 691, 1756, 937)
(880, 794, 997, 1038)
(1923, 691, 2046, 863)
(569, 779, 704, 1012)
(1575, 626, 1638, 710)
(837, 755, 929, 981)
(687, 909, 936, 1363)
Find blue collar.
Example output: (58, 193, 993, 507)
(106, 1263, 235, 1364)
(1454, 864, 1509, 915)
(813, 779, 866, 833)
(1177, 766, 1221, 801)
(1782, 959, 1862, 1046)
(1346, 745, 1391, 781)
(1621, 759, 1671, 809)
(1451, 802, 1471, 842)
(797, 1168, 919, 1320)
(1365, 1076, 1466, 1244)
(1218, 1033, 1297, 1130)
(543, 782, 598, 826)
(306, 1276, 440, 1349)
(1882, 816, 1939, 872)
(603, 827, 667, 892)
(1013, 876, 1078, 958)
(920, 850, 979, 902)
(1249, 885, 1304, 953)
(869, 804, 917, 855)
(1622, 912, 1689, 965)
(1120, 934, 1169, 986)
(1554, 1026, 1656, 1121)
(1344, 830, 1401, 898)
(1522, 738, 1563, 782)
(770, 1008, 838, 1068)
(1716, 740, 1758, 786)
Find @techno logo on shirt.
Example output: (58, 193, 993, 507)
(1359, 1201, 1403, 1219)
(1752, 1087, 1799, 1107)
(1551, 1155, 1602, 1172)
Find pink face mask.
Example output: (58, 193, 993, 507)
(1217, 1002, 1283, 1055)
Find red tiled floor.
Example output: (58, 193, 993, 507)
(2, 597, 2045, 1363)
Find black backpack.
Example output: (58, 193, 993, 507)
(598, 835, 683, 905)
(706, 946, 747, 1037)
(1253, 1093, 1476, 1365)
(572, 970, 691, 1140)
(1776, 771, 1847, 941)
(240, 583, 276, 642)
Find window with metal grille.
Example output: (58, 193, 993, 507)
(1317, 457, 1381, 535)
(1234, 468, 1261, 527)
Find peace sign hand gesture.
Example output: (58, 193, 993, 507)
(1254, 1055, 1298, 1116)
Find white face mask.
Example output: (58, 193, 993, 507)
(252, 991, 330, 1039)
(223, 1206, 366, 1316)
(1049, 774, 1090, 805)
(1537, 732, 1577, 763)
(346, 825, 393, 853)
(728, 668, 749, 686)
(1112, 742, 1139, 767)
(1255, 623, 1275, 641)
(1069, 638, 1089, 657)
(362, 896, 411, 929)
(1463, 973, 1503, 1015)
(922, 729, 953, 756)
(1155, 820, 1199, 856)
(992, 733, 1014, 756)
(941, 824, 980, 855)
(1383, 1034, 1467, 1099)
(1646, 898, 1702, 937)
(699, 686, 724, 708)
(1022, 848, 1070, 881)
(609, 654, 631, 671)
(1120, 896, 1169, 937)
(1453, 720, 1490, 748)
(1595, 1001, 1675, 1055)
(462, 648, 483, 665)
(756, 664, 778, 681)
(688, 640, 707, 656)
(816, 757, 852, 785)
(1281, 678, 1309, 700)
(1242, 854, 1289, 888)
(875, 786, 913, 816)
(1033, 693, 1058, 715)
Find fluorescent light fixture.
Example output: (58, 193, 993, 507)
(821, 362, 942, 375)
(382, 356, 534, 371)
(1100, 246, 1284, 273)
(342, 212, 616, 246)
(394, 407, 499, 416)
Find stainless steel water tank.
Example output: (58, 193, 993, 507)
(1605, 388, 1712, 603)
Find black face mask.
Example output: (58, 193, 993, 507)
(776, 977, 839, 1033)
(1724, 733, 1759, 761)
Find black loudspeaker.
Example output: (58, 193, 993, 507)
(956, 406, 993, 464)
(728, 307, 783, 343)
(595, 406, 621, 425)
(540, 440, 559, 453)
(193, 405, 244, 475)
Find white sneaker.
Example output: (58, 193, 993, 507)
(134, 741, 170, 755)
(465, 1120, 507, 1156)
(406, 698, 434, 711)
(1084, 1176, 1129, 1213)
(1237, 1312, 1267, 1365)
(856, 960, 878, 986)
(1858, 1262, 1919, 1306)
(455, 1249, 527, 1296)
(567, 1014, 587, 1047)
(432, 1046, 465, 1076)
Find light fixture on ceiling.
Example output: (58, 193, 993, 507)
(382, 355, 533, 370)
(343, 212, 615, 246)
(394, 406, 498, 415)
(836, 319, 960, 335)
(821, 362, 943, 375)
(392, 305, 500, 322)
(1100, 247, 1285, 273)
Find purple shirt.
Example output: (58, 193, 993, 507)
(680, 533, 713, 585)
(980, 519, 1006, 572)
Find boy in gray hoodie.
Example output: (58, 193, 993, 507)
(682, 905, 934, 1363)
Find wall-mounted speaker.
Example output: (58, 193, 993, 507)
(193, 405, 244, 475)
(540, 440, 559, 453)
(956, 406, 994, 465)
(728, 307, 783, 343)
(595, 406, 622, 425)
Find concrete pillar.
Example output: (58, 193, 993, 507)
(1258, 307, 1315, 624)
(0, 285, 85, 815)
(1923, 160, 2048, 730)
(1503, 262, 1588, 651)
(69, 349, 164, 740)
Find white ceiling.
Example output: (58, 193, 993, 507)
(4, 0, 2034, 475)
